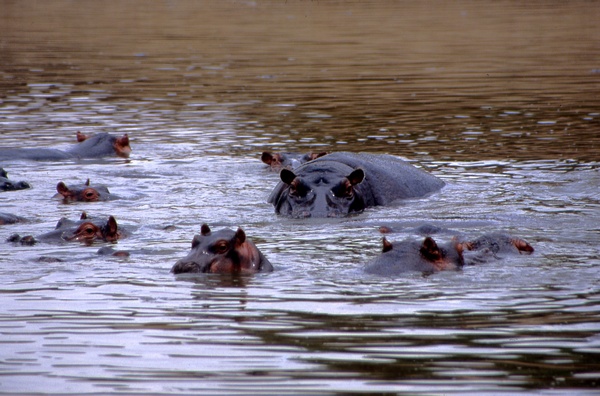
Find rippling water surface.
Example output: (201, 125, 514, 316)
(1, 1, 599, 395)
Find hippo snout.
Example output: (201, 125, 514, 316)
(171, 259, 211, 274)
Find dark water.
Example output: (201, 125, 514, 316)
(1, 1, 599, 395)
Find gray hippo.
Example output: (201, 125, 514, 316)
(0, 168, 31, 191)
(172, 224, 273, 274)
(7, 212, 126, 245)
(0, 213, 27, 225)
(364, 233, 534, 276)
(0, 132, 131, 161)
(268, 152, 445, 218)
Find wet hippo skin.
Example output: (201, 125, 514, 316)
(268, 152, 445, 218)
(172, 224, 273, 274)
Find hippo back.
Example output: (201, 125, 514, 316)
(68, 133, 116, 158)
(311, 152, 444, 205)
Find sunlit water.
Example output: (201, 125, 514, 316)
(1, 1, 599, 395)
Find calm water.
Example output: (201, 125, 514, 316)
(1, 1, 599, 395)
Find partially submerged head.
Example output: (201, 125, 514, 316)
(62, 215, 121, 244)
(56, 179, 110, 202)
(274, 167, 366, 218)
(172, 224, 272, 274)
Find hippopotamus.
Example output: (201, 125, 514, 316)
(0, 132, 131, 161)
(364, 233, 534, 276)
(0, 212, 27, 225)
(171, 224, 273, 274)
(7, 212, 126, 245)
(268, 152, 445, 218)
(261, 151, 328, 171)
(54, 179, 113, 202)
(0, 168, 31, 191)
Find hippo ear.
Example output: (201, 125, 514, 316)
(234, 227, 246, 246)
(280, 168, 297, 185)
(347, 168, 365, 185)
(56, 182, 72, 197)
(512, 238, 534, 254)
(80, 211, 88, 220)
(420, 237, 443, 261)
(201, 224, 211, 236)
(85, 179, 90, 186)
(76, 131, 89, 142)
(261, 152, 276, 165)
(106, 216, 118, 236)
(114, 134, 131, 157)
(382, 237, 393, 253)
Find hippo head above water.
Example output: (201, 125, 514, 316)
(364, 236, 466, 276)
(171, 224, 273, 274)
(62, 215, 121, 244)
(267, 152, 446, 218)
(273, 167, 367, 218)
(56, 179, 111, 202)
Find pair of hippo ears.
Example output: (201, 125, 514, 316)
(381, 237, 436, 253)
(382, 236, 455, 257)
(194, 224, 247, 249)
(280, 168, 366, 186)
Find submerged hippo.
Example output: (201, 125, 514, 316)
(261, 151, 328, 171)
(7, 212, 126, 245)
(55, 179, 112, 202)
(0, 132, 131, 161)
(364, 233, 534, 276)
(268, 152, 445, 218)
(0, 212, 27, 225)
(0, 168, 31, 191)
(172, 224, 273, 274)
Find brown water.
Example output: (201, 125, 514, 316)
(1, 1, 599, 395)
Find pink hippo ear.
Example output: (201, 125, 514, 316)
(200, 224, 211, 236)
(420, 237, 443, 262)
(114, 134, 131, 158)
(382, 237, 393, 253)
(280, 168, 297, 185)
(56, 182, 73, 198)
(234, 228, 246, 246)
(76, 131, 89, 142)
(512, 238, 534, 254)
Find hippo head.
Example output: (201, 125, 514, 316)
(381, 236, 465, 272)
(275, 167, 366, 218)
(172, 224, 265, 274)
(56, 179, 109, 202)
(63, 216, 120, 244)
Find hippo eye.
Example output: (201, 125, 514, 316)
(213, 240, 229, 254)
(82, 189, 98, 201)
(84, 226, 95, 235)
(332, 182, 353, 199)
(289, 181, 309, 198)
